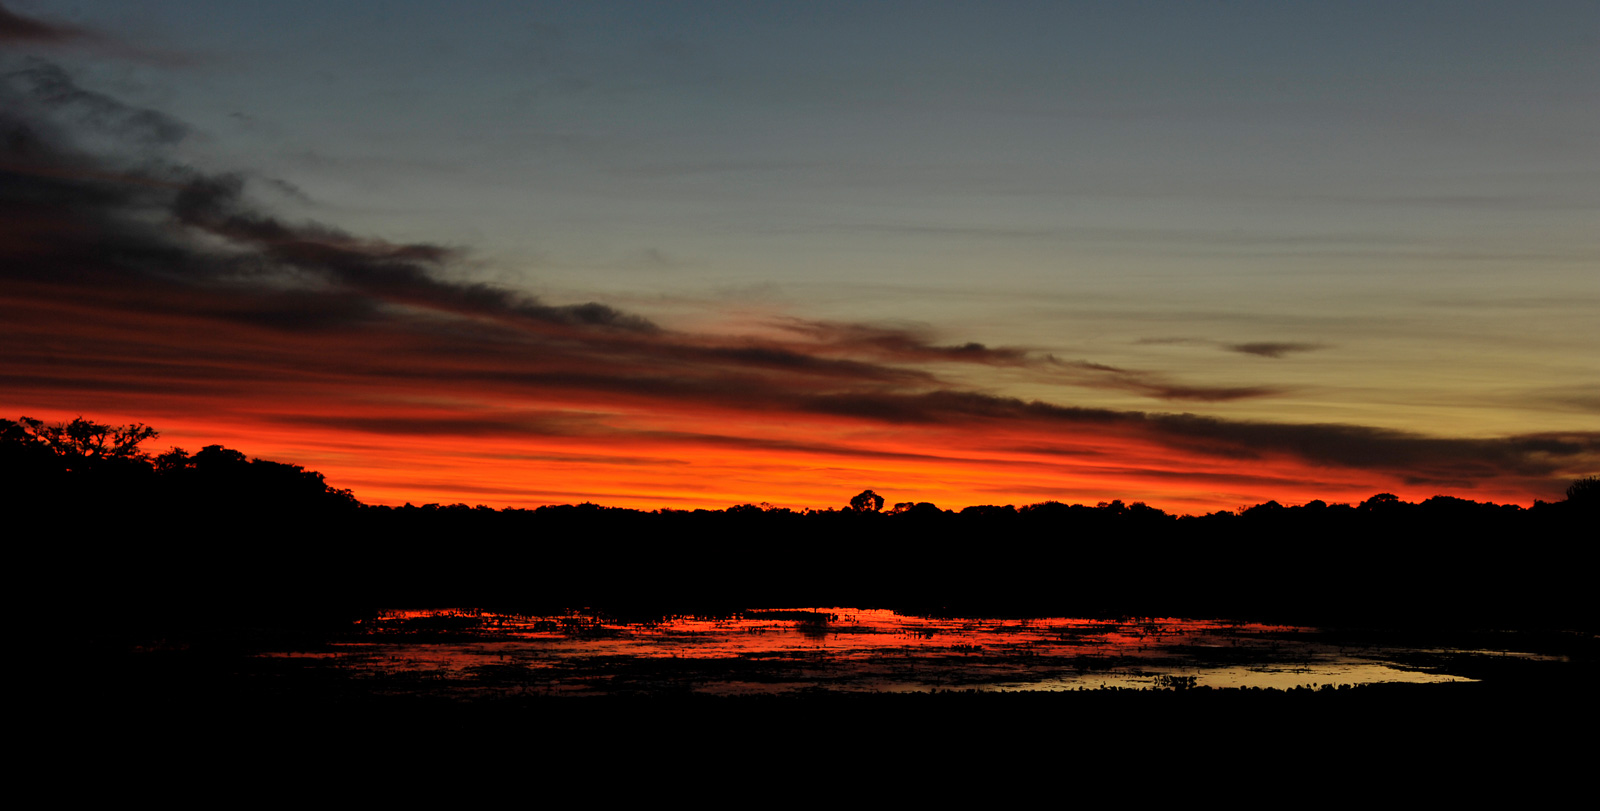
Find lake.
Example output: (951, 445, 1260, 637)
(259, 608, 1567, 698)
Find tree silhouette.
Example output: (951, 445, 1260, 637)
(1360, 493, 1401, 511)
(849, 489, 884, 513)
(7, 416, 158, 470)
(1568, 476, 1599, 505)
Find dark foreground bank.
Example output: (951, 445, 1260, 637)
(75, 667, 1592, 784)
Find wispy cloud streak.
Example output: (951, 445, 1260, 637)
(0, 4, 88, 44)
(0, 5, 196, 65)
(1226, 342, 1326, 358)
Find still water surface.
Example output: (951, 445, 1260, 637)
(264, 608, 1526, 697)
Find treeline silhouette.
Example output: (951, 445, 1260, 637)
(7, 416, 1595, 645)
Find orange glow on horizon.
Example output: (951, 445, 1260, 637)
(5, 398, 1561, 516)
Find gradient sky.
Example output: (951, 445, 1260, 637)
(3, 1, 1596, 512)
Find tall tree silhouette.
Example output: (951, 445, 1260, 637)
(849, 489, 884, 513)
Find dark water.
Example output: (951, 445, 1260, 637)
(260, 608, 1571, 698)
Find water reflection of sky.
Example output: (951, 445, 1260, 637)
(276, 609, 1486, 697)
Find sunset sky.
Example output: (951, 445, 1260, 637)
(3, 1, 1596, 513)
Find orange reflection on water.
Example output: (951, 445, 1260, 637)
(290, 609, 1478, 697)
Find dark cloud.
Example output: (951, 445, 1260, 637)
(800, 389, 1600, 481)
(1138, 384, 1282, 402)
(0, 74, 652, 337)
(1139, 337, 1330, 361)
(779, 319, 1277, 402)
(7, 62, 188, 145)
(216, 289, 382, 331)
(1043, 356, 1283, 402)
(168, 173, 661, 334)
(0, 6, 198, 66)
(688, 344, 932, 383)
(1140, 413, 1594, 478)
(1227, 342, 1327, 358)
(773, 319, 1034, 366)
(0, 4, 86, 44)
